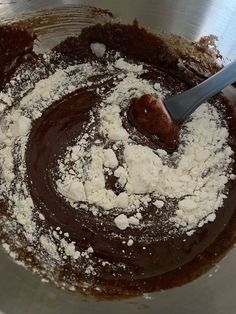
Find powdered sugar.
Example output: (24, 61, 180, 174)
(114, 58, 144, 72)
(114, 214, 129, 230)
(154, 200, 164, 209)
(127, 238, 134, 246)
(90, 42, 106, 58)
(60, 238, 80, 260)
(0, 59, 104, 273)
(57, 92, 234, 230)
(40, 235, 60, 261)
(103, 149, 118, 168)
(122, 103, 233, 230)
(9, 115, 31, 137)
(57, 180, 86, 202)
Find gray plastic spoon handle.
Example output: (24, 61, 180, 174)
(164, 61, 236, 121)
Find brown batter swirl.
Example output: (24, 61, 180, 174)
(0, 22, 236, 299)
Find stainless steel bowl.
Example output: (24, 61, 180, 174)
(1, 1, 236, 313)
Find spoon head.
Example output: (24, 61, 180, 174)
(127, 94, 179, 151)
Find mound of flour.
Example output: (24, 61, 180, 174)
(55, 54, 235, 232)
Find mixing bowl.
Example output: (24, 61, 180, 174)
(0, 1, 236, 313)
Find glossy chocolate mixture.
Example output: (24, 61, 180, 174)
(128, 94, 179, 151)
(1, 23, 236, 299)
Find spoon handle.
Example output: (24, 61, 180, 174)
(165, 61, 236, 121)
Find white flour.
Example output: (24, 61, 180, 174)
(56, 64, 234, 231)
(0, 61, 103, 266)
(0, 42, 234, 289)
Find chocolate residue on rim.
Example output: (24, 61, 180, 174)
(10, 6, 114, 39)
(54, 22, 222, 85)
(0, 25, 36, 88)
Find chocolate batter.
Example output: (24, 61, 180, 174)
(128, 94, 179, 151)
(0, 23, 236, 299)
